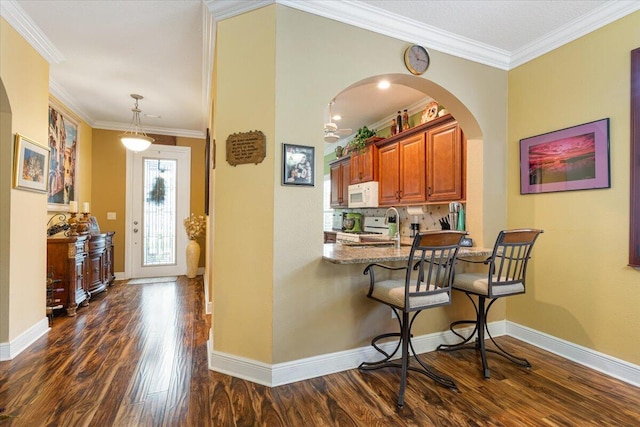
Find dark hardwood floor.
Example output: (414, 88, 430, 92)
(1, 276, 639, 426)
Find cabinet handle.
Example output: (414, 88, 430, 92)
(428, 186, 432, 196)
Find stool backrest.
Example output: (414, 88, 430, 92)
(487, 229, 543, 298)
(405, 230, 468, 310)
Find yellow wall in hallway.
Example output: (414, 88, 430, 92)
(0, 18, 49, 341)
(213, 6, 276, 363)
(508, 12, 640, 363)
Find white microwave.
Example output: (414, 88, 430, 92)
(348, 181, 379, 208)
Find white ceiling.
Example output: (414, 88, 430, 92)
(2, 0, 638, 142)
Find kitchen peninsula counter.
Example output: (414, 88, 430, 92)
(323, 242, 493, 265)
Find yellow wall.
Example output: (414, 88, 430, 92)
(91, 130, 206, 273)
(508, 12, 640, 364)
(213, 7, 276, 362)
(213, 5, 507, 364)
(0, 18, 50, 341)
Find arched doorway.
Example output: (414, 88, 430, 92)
(0, 78, 13, 344)
(324, 73, 485, 245)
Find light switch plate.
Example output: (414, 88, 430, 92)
(107, 212, 116, 220)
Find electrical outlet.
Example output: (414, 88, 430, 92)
(107, 212, 116, 220)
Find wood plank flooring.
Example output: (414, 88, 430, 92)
(1, 276, 639, 426)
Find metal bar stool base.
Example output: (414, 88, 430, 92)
(437, 294, 531, 379)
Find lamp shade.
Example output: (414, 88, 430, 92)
(120, 134, 153, 152)
(120, 94, 154, 152)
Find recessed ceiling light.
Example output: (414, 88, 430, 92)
(332, 114, 342, 121)
(378, 80, 390, 89)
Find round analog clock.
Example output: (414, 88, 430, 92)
(404, 45, 430, 75)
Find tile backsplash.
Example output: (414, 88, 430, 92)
(335, 204, 464, 237)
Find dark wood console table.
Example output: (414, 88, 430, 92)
(47, 231, 115, 316)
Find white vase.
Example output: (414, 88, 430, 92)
(186, 239, 200, 278)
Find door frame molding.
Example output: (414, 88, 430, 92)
(124, 144, 191, 279)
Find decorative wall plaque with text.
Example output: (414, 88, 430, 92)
(226, 130, 266, 166)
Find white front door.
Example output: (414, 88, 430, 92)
(126, 145, 191, 278)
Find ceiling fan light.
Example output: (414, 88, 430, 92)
(324, 132, 340, 143)
(120, 94, 154, 152)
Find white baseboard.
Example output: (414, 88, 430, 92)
(202, 273, 212, 315)
(208, 321, 501, 387)
(208, 320, 640, 388)
(0, 317, 49, 361)
(507, 321, 640, 387)
(114, 271, 126, 280)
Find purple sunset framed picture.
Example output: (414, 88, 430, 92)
(520, 118, 610, 194)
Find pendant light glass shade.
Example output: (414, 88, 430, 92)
(120, 94, 154, 152)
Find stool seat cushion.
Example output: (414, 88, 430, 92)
(371, 279, 450, 309)
(453, 273, 524, 297)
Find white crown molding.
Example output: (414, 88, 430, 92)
(208, 0, 639, 72)
(49, 79, 95, 126)
(510, 0, 640, 68)
(204, 0, 273, 22)
(0, 0, 64, 65)
(201, 3, 216, 133)
(92, 120, 205, 139)
(278, 0, 511, 70)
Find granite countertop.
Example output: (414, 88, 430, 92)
(323, 242, 493, 265)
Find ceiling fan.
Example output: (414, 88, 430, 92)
(324, 101, 352, 143)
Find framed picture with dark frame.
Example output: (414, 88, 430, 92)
(13, 134, 50, 193)
(282, 143, 315, 186)
(48, 99, 80, 211)
(520, 118, 610, 195)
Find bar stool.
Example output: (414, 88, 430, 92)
(437, 228, 543, 378)
(359, 230, 467, 408)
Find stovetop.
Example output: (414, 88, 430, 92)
(336, 217, 390, 243)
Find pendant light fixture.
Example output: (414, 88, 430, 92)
(120, 94, 154, 152)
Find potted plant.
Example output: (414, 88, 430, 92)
(348, 126, 377, 154)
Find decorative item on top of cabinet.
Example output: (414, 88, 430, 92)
(330, 157, 350, 208)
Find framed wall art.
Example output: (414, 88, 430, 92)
(282, 143, 315, 186)
(48, 99, 80, 211)
(520, 118, 610, 195)
(13, 134, 50, 193)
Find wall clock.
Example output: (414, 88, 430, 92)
(404, 45, 430, 75)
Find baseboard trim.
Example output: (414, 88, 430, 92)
(208, 320, 639, 388)
(209, 321, 501, 387)
(0, 317, 49, 361)
(506, 321, 640, 387)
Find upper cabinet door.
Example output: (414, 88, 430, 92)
(378, 143, 400, 205)
(350, 145, 378, 184)
(426, 120, 464, 202)
(399, 133, 427, 204)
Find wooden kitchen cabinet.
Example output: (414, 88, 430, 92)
(46, 235, 89, 316)
(330, 157, 350, 208)
(378, 132, 426, 206)
(426, 119, 465, 202)
(350, 144, 378, 184)
(376, 115, 465, 206)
